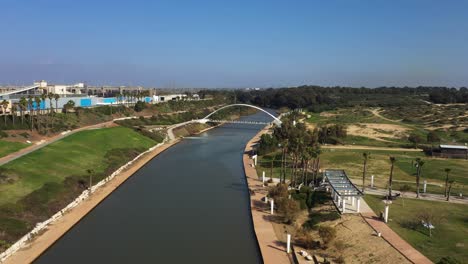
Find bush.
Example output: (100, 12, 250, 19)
(134, 101, 146, 112)
(268, 184, 288, 200)
(0, 130, 8, 138)
(318, 225, 336, 248)
(277, 198, 301, 224)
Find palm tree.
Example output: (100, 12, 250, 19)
(19, 97, 27, 125)
(444, 168, 451, 197)
(40, 93, 47, 115)
(414, 158, 425, 198)
(388, 156, 396, 198)
(28, 96, 34, 130)
(1, 100, 9, 126)
(48, 93, 54, 113)
(35, 96, 42, 131)
(362, 152, 371, 193)
(11, 102, 18, 126)
(54, 93, 60, 113)
(446, 180, 455, 201)
(86, 169, 95, 193)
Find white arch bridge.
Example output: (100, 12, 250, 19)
(197, 104, 282, 126)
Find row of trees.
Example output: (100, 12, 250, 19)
(259, 113, 322, 187)
(429, 88, 468, 104)
(223, 86, 468, 111)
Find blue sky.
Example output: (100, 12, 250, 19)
(1, 0, 467, 88)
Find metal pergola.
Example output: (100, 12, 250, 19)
(324, 169, 363, 213)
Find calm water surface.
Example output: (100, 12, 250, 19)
(34, 112, 271, 264)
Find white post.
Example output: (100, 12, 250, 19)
(352, 196, 355, 207)
(270, 199, 274, 215)
(342, 197, 346, 213)
(384, 204, 389, 223)
(357, 197, 361, 213)
(337, 196, 341, 207)
(286, 234, 291, 253)
(265, 196, 268, 203)
(371, 175, 374, 188)
(254, 155, 257, 166)
(262, 171, 265, 183)
(423, 180, 427, 193)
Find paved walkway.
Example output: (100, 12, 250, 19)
(364, 188, 468, 205)
(361, 212, 433, 264)
(244, 127, 291, 264)
(322, 144, 422, 152)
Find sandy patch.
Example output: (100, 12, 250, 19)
(320, 112, 338, 117)
(294, 212, 410, 264)
(347, 123, 409, 141)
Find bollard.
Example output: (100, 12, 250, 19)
(357, 197, 361, 213)
(384, 204, 389, 223)
(423, 180, 427, 193)
(265, 196, 268, 203)
(342, 197, 346, 213)
(270, 199, 274, 215)
(286, 234, 291, 253)
(262, 171, 265, 183)
(371, 175, 374, 188)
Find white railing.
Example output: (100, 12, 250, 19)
(0, 141, 166, 263)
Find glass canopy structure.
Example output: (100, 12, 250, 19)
(324, 169, 363, 213)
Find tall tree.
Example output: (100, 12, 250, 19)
(54, 93, 60, 112)
(362, 152, 371, 193)
(35, 96, 42, 131)
(388, 156, 396, 198)
(1, 100, 9, 126)
(19, 97, 27, 125)
(28, 96, 34, 131)
(415, 158, 425, 198)
(446, 180, 455, 201)
(444, 168, 451, 197)
(11, 102, 18, 126)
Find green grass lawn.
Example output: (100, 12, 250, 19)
(0, 140, 28, 158)
(0, 127, 155, 205)
(256, 148, 468, 195)
(320, 148, 468, 195)
(364, 194, 468, 263)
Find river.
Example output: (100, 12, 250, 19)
(34, 111, 271, 264)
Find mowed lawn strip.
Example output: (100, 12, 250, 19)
(320, 148, 468, 194)
(256, 148, 468, 195)
(0, 141, 28, 158)
(0, 127, 155, 205)
(364, 194, 468, 263)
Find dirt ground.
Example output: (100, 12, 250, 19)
(291, 205, 410, 264)
(3, 130, 50, 143)
(347, 123, 409, 142)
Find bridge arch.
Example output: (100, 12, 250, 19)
(201, 104, 282, 125)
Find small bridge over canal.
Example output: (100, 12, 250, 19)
(197, 104, 282, 126)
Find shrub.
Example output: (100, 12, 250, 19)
(437, 256, 462, 264)
(134, 101, 146, 112)
(0, 130, 8, 138)
(277, 198, 301, 224)
(318, 225, 336, 248)
(268, 184, 288, 200)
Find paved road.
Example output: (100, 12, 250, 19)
(322, 144, 423, 152)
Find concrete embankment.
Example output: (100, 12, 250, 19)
(1, 123, 219, 264)
(243, 126, 292, 264)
